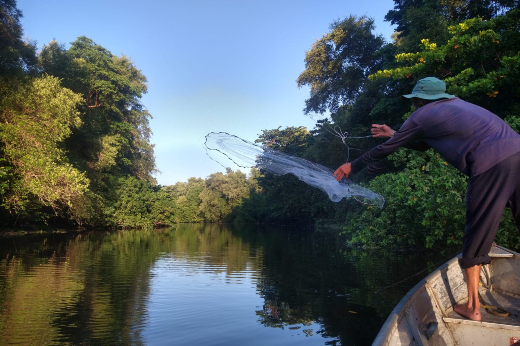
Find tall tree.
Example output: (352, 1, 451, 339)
(39, 37, 156, 184)
(296, 15, 387, 115)
(0, 0, 36, 76)
(0, 75, 88, 221)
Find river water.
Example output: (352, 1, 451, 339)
(0, 224, 456, 346)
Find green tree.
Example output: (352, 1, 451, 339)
(237, 127, 341, 224)
(256, 126, 311, 156)
(36, 37, 158, 225)
(296, 15, 387, 115)
(39, 37, 156, 183)
(102, 176, 176, 228)
(199, 169, 254, 223)
(295, 14, 403, 185)
(0, 75, 89, 221)
(0, 0, 37, 76)
(371, 9, 520, 119)
(199, 187, 229, 223)
(385, 0, 518, 52)
(169, 178, 204, 223)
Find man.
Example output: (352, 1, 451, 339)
(333, 77, 520, 321)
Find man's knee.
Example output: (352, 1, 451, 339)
(459, 255, 491, 270)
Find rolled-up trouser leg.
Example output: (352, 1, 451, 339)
(459, 152, 520, 269)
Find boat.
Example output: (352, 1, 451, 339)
(372, 244, 520, 346)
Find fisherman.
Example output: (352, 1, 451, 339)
(333, 77, 520, 321)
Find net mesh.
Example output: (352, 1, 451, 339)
(204, 132, 384, 208)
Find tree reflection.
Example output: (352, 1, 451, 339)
(0, 226, 262, 345)
(0, 226, 451, 345)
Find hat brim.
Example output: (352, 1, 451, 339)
(403, 92, 456, 100)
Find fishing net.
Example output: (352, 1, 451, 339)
(204, 132, 384, 208)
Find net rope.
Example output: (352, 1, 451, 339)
(204, 132, 384, 208)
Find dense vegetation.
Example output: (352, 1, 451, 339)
(1, 0, 520, 251)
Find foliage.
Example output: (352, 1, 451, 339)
(0, 75, 89, 220)
(166, 178, 205, 223)
(199, 169, 256, 223)
(236, 127, 346, 225)
(255, 126, 311, 156)
(102, 176, 175, 228)
(385, 0, 518, 52)
(38, 37, 156, 183)
(343, 149, 468, 249)
(370, 9, 520, 118)
(0, 0, 37, 76)
(296, 15, 387, 115)
(3, 0, 520, 241)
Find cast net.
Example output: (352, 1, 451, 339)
(204, 132, 384, 208)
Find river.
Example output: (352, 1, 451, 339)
(0, 224, 456, 345)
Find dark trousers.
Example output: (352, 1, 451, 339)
(459, 151, 520, 269)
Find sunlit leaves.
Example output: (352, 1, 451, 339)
(40, 36, 156, 183)
(256, 126, 311, 156)
(344, 150, 467, 249)
(370, 9, 520, 117)
(0, 75, 89, 215)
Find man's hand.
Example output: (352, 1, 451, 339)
(371, 124, 395, 138)
(334, 163, 351, 182)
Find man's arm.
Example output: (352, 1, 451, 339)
(347, 119, 424, 175)
(372, 123, 430, 151)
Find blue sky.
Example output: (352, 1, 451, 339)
(17, 0, 396, 185)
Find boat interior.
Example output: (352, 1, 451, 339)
(373, 244, 520, 346)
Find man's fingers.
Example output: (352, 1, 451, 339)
(333, 169, 343, 181)
(334, 169, 348, 181)
(371, 124, 384, 137)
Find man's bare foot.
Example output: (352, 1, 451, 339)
(454, 303, 481, 321)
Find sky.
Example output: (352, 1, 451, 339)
(17, 0, 396, 185)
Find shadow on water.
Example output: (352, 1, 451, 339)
(0, 225, 458, 346)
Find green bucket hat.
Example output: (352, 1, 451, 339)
(403, 77, 455, 100)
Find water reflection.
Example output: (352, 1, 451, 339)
(0, 225, 455, 345)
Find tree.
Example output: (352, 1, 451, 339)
(36, 36, 158, 224)
(385, 0, 519, 52)
(169, 178, 204, 223)
(242, 127, 341, 224)
(370, 9, 520, 118)
(102, 176, 176, 228)
(344, 149, 467, 249)
(0, 75, 89, 221)
(199, 169, 253, 223)
(256, 126, 311, 156)
(296, 15, 387, 115)
(0, 0, 36, 76)
(39, 37, 156, 183)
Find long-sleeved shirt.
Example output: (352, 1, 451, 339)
(351, 98, 520, 177)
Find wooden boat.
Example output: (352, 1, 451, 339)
(372, 244, 520, 346)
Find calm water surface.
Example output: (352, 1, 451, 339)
(0, 225, 455, 345)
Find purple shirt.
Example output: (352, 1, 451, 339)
(351, 98, 520, 177)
